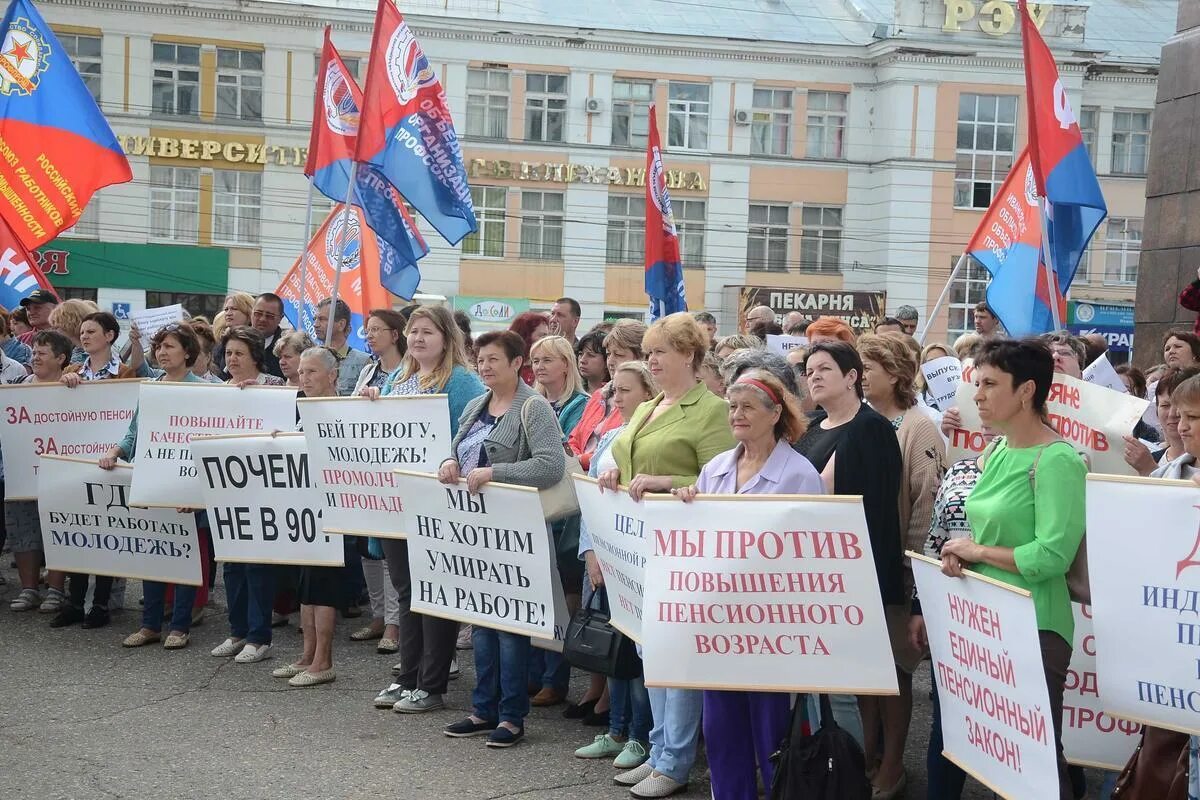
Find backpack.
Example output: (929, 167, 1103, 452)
(768, 694, 871, 800)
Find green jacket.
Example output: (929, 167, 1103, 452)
(610, 381, 734, 489)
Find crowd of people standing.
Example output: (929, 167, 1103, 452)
(0, 288, 1193, 799)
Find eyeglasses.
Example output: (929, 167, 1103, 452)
(252, 310, 280, 320)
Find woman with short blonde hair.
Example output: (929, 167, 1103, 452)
(48, 298, 98, 350)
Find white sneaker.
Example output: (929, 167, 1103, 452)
(234, 642, 273, 663)
(210, 637, 246, 657)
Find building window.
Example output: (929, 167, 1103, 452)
(519, 191, 564, 261)
(954, 93, 1017, 209)
(525, 73, 567, 143)
(1111, 110, 1152, 175)
(1079, 106, 1099, 167)
(58, 34, 102, 103)
(668, 82, 710, 150)
(805, 91, 847, 159)
(747, 204, 790, 271)
(57, 287, 99, 303)
(466, 68, 509, 139)
(1104, 217, 1141, 285)
(308, 197, 335, 238)
(149, 166, 199, 243)
(59, 201, 100, 239)
(216, 48, 263, 122)
(751, 89, 792, 156)
(313, 53, 360, 82)
(948, 256, 991, 341)
(152, 42, 200, 117)
(213, 170, 262, 245)
(799, 206, 842, 272)
(462, 186, 506, 258)
(612, 79, 653, 149)
(606, 195, 645, 264)
(674, 199, 706, 268)
(146, 291, 225, 322)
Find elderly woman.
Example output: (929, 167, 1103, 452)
(573, 360, 659, 768)
(597, 312, 735, 798)
(857, 333, 946, 797)
(713, 333, 762, 360)
(103, 323, 208, 650)
(271, 347, 343, 687)
(568, 319, 646, 473)
(273, 330, 317, 387)
(675, 369, 821, 799)
(1044, 331, 1086, 379)
(7, 330, 73, 614)
(367, 305, 484, 714)
(940, 338, 1087, 800)
(222, 327, 285, 387)
(438, 330, 565, 748)
(805, 316, 856, 345)
(795, 341, 903, 751)
(576, 328, 610, 395)
(953, 331, 982, 362)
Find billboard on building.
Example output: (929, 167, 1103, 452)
(733, 286, 885, 333)
(452, 296, 530, 330)
(1068, 301, 1134, 354)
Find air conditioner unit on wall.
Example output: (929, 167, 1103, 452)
(733, 109, 752, 125)
(585, 97, 604, 114)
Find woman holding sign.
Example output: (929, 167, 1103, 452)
(940, 338, 1087, 800)
(597, 312, 735, 799)
(365, 305, 485, 714)
(673, 369, 821, 800)
(437, 329, 565, 748)
(102, 323, 208, 650)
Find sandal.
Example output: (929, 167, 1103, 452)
(272, 663, 306, 679)
(350, 625, 384, 641)
(288, 669, 336, 687)
(122, 630, 161, 648)
(377, 637, 399, 654)
(163, 632, 190, 650)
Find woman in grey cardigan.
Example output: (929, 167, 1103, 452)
(437, 330, 566, 749)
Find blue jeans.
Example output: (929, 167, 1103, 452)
(141, 581, 197, 633)
(647, 686, 703, 784)
(926, 662, 966, 800)
(804, 693, 865, 749)
(528, 648, 571, 693)
(609, 673, 652, 743)
(472, 626, 531, 727)
(224, 563, 275, 645)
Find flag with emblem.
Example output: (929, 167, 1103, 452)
(355, 0, 476, 245)
(0, 214, 53, 311)
(306, 28, 427, 300)
(644, 104, 687, 321)
(0, 0, 130, 249)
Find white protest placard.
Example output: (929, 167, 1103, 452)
(1086, 473, 1200, 736)
(765, 334, 808, 355)
(947, 372, 1148, 475)
(129, 303, 186, 343)
(128, 381, 299, 508)
(531, 563, 570, 654)
(922, 356, 963, 411)
(1062, 602, 1142, 769)
(395, 470, 557, 640)
(0, 380, 141, 499)
(636, 492, 897, 694)
(37, 455, 202, 586)
(298, 395, 451, 537)
(1083, 354, 1127, 396)
(574, 475, 649, 642)
(911, 553, 1060, 800)
(191, 432, 342, 567)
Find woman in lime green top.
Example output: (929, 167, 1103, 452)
(941, 338, 1085, 800)
(597, 312, 734, 797)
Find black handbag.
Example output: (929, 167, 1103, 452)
(769, 694, 871, 800)
(562, 588, 641, 680)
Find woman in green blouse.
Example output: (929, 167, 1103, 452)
(941, 338, 1086, 800)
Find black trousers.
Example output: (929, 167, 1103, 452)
(382, 538, 458, 695)
(67, 573, 112, 611)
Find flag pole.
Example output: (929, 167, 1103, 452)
(917, 251, 969, 345)
(297, 180, 315, 334)
(1040, 202, 1063, 331)
(328, 162, 359, 345)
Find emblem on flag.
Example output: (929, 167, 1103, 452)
(322, 60, 359, 136)
(0, 17, 46, 96)
(384, 22, 436, 105)
(325, 213, 362, 272)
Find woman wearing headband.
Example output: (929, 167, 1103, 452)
(674, 369, 821, 799)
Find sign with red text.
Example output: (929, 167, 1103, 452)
(298, 395, 451, 537)
(128, 382, 299, 508)
(637, 493, 897, 694)
(911, 553, 1059, 800)
(37, 455, 202, 585)
(574, 476, 650, 641)
(0, 380, 140, 498)
(1062, 603, 1142, 769)
(1086, 474, 1200, 736)
(191, 433, 342, 567)
(395, 470, 558, 640)
(947, 372, 1147, 475)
